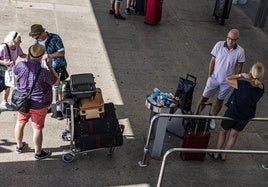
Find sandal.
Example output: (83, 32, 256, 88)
(220, 154, 226, 161)
(208, 152, 219, 160)
(15, 142, 27, 153)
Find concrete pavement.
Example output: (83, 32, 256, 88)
(0, 0, 268, 186)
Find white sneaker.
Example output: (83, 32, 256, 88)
(210, 119, 216, 129)
(0, 102, 13, 111)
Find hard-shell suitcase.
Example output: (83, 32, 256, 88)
(145, 0, 163, 25)
(135, 0, 146, 15)
(70, 73, 96, 99)
(74, 102, 119, 138)
(180, 131, 211, 160)
(79, 88, 105, 119)
(180, 103, 212, 160)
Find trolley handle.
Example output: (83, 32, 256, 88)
(186, 74, 197, 83)
(61, 98, 75, 105)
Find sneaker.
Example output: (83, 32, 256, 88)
(61, 129, 71, 141)
(125, 8, 131, 15)
(109, 9, 115, 14)
(262, 164, 268, 170)
(129, 5, 135, 11)
(34, 150, 52, 160)
(114, 14, 126, 20)
(15, 142, 27, 153)
(56, 111, 64, 120)
(210, 119, 216, 129)
(0, 102, 13, 111)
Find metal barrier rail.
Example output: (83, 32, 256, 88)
(138, 113, 268, 167)
(157, 148, 268, 187)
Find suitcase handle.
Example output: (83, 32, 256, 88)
(186, 74, 197, 83)
(194, 102, 213, 134)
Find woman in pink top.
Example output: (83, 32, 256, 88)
(0, 31, 27, 110)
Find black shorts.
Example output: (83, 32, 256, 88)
(221, 119, 249, 131)
(0, 76, 9, 93)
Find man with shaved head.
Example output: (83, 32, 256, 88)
(195, 29, 245, 118)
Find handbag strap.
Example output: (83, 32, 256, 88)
(3, 43, 12, 61)
(28, 68, 42, 95)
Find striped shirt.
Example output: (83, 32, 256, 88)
(13, 59, 57, 109)
(211, 41, 245, 83)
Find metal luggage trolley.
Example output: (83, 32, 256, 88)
(60, 77, 123, 163)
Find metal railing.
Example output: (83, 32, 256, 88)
(138, 113, 268, 167)
(157, 148, 268, 187)
(137, 113, 268, 186)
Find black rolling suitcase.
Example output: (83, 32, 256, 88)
(74, 103, 119, 138)
(70, 73, 96, 99)
(74, 103, 124, 151)
(75, 130, 123, 151)
(213, 0, 232, 25)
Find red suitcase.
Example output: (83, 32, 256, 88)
(180, 131, 211, 160)
(180, 103, 212, 160)
(145, 0, 163, 25)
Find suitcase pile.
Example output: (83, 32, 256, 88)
(61, 73, 124, 161)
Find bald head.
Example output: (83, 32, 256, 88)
(226, 29, 239, 49)
(228, 29, 239, 39)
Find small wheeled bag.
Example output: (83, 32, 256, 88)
(70, 73, 96, 99)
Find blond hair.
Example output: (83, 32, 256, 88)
(4, 31, 21, 47)
(250, 62, 265, 89)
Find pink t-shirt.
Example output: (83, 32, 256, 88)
(0, 43, 24, 64)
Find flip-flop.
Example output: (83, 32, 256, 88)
(208, 152, 218, 160)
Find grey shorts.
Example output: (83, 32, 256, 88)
(203, 77, 233, 100)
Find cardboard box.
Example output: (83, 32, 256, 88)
(79, 88, 104, 119)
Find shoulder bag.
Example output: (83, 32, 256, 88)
(11, 68, 42, 113)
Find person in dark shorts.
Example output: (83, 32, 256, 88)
(208, 62, 265, 161)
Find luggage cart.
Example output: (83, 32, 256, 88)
(60, 78, 124, 163)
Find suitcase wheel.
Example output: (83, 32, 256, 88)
(107, 147, 115, 156)
(62, 151, 75, 163)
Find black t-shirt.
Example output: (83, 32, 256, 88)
(225, 80, 264, 120)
